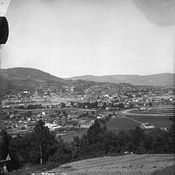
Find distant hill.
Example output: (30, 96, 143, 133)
(0, 67, 64, 83)
(0, 75, 17, 100)
(68, 73, 174, 87)
(0, 67, 173, 101)
(0, 67, 67, 94)
(0, 68, 108, 96)
(1, 68, 173, 87)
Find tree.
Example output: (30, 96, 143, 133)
(30, 120, 57, 164)
(101, 102, 107, 109)
(60, 102, 66, 108)
(71, 136, 81, 159)
(168, 123, 175, 153)
(129, 126, 146, 153)
(0, 129, 9, 160)
(25, 111, 32, 118)
(117, 130, 131, 153)
(102, 131, 119, 155)
(145, 129, 170, 154)
(87, 120, 107, 145)
(49, 137, 71, 164)
(93, 101, 98, 109)
(8, 134, 31, 170)
(117, 103, 125, 109)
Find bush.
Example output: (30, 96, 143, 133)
(7, 119, 175, 172)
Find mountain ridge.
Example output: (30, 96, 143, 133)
(68, 73, 174, 87)
(0, 67, 67, 98)
(0, 67, 174, 87)
(0, 67, 64, 82)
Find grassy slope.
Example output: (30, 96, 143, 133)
(8, 154, 175, 175)
(55, 154, 174, 175)
(151, 165, 175, 175)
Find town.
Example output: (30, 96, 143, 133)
(0, 82, 174, 142)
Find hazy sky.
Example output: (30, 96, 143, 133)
(0, 0, 175, 77)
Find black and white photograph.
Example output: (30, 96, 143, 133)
(0, 0, 174, 174)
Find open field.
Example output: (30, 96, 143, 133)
(129, 108, 174, 115)
(125, 115, 172, 128)
(126, 107, 174, 117)
(107, 106, 174, 133)
(107, 117, 139, 133)
(106, 113, 172, 133)
(124, 106, 173, 127)
(58, 129, 87, 143)
(44, 154, 174, 175)
(123, 106, 174, 116)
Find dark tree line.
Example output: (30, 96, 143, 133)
(6, 119, 175, 171)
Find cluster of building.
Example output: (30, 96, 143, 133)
(0, 84, 174, 138)
(1, 108, 96, 138)
(1, 85, 174, 109)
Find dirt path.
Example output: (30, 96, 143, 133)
(121, 115, 143, 124)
